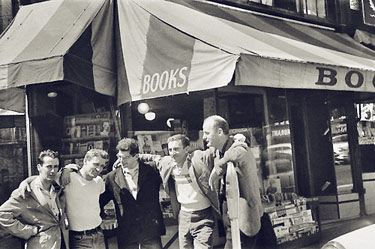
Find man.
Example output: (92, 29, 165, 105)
(203, 115, 264, 249)
(0, 150, 69, 249)
(100, 138, 166, 249)
(139, 134, 220, 249)
(18, 148, 109, 249)
(64, 149, 109, 249)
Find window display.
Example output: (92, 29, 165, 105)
(61, 111, 114, 166)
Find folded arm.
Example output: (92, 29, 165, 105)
(0, 195, 39, 239)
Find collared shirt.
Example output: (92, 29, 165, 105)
(122, 165, 139, 199)
(34, 177, 59, 218)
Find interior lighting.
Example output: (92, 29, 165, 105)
(166, 118, 175, 128)
(145, 112, 156, 121)
(137, 102, 150, 114)
(47, 91, 58, 98)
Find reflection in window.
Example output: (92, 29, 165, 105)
(330, 106, 353, 194)
(248, 0, 328, 18)
(263, 93, 295, 194)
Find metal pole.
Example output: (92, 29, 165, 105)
(25, 89, 32, 176)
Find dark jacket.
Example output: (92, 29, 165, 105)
(100, 160, 165, 247)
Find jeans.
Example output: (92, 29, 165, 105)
(69, 230, 105, 249)
(119, 237, 162, 249)
(178, 207, 215, 249)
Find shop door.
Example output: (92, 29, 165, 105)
(328, 96, 354, 195)
(287, 91, 337, 197)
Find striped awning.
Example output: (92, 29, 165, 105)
(0, 0, 116, 112)
(117, 0, 375, 105)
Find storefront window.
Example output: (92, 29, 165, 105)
(217, 91, 295, 196)
(330, 106, 353, 194)
(264, 93, 295, 194)
(356, 103, 375, 173)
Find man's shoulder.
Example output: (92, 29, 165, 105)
(159, 156, 174, 167)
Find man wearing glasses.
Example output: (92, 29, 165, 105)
(100, 138, 165, 249)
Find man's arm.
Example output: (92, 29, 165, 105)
(208, 141, 248, 190)
(17, 175, 38, 199)
(138, 154, 162, 170)
(59, 164, 80, 187)
(0, 194, 39, 239)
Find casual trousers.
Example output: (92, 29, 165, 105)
(69, 230, 105, 249)
(222, 201, 258, 249)
(178, 207, 215, 249)
(119, 237, 162, 249)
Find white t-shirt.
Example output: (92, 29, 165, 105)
(64, 172, 105, 231)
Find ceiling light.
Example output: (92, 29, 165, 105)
(137, 102, 150, 114)
(166, 118, 175, 128)
(145, 112, 156, 121)
(47, 91, 58, 98)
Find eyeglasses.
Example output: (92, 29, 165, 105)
(117, 153, 133, 160)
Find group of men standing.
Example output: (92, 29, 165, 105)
(0, 115, 265, 249)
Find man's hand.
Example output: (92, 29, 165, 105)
(101, 219, 118, 230)
(112, 158, 121, 170)
(18, 176, 37, 199)
(60, 168, 72, 187)
(223, 141, 247, 162)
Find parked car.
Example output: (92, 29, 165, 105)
(332, 134, 350, 165)
(321, 224, 375, 249)
(263, 143, 294, 192)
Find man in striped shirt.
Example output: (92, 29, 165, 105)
(139, 134, 220, 249)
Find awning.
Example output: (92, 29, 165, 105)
(0, 0, 116, 112)
(116, 0, 240, 105)
(117, 0, 375, 105)
(354, 29, 375, 48)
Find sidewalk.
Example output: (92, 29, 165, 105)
(163, 213, 375, 249)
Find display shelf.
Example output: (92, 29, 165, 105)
(73, 119, 114, 125)
(61, 111, 114, 166)
(263, 195, 321, 248)
(61, 135, 112, 143)
(0, 141, 21, 145)
(61, 153, 85, 159)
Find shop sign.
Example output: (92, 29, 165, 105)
(361, 0, 375, 27)
(331, 122, 347, 135)
(142, 66, 188, 95)
(271, 128, 290, 137)
(315, 67, 375, 90)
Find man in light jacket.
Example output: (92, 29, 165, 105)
(132, 134, 220, 249)
(203, 115, 264, 249)
(0, 149, 69, 249)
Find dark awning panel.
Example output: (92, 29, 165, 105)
(0, 0, 116, 112)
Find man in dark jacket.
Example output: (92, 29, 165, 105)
(100, 138, 165, 249)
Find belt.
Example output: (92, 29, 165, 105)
(181, 206, 211, 214)
(70, 226, 101, 236)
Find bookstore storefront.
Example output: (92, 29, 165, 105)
(121, 85, 321, 246)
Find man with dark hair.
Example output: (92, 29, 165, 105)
(18, 148, 109, 249)
(138, 134, 220, 249)
(100, 138, 166, 249)
(203, 115, 264, 249)
(0, 149, 69, 249)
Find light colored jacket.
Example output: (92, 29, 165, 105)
(140, 153, 220, 218)
(211, 138, 264, 237)
(0, 179, 69, 249)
